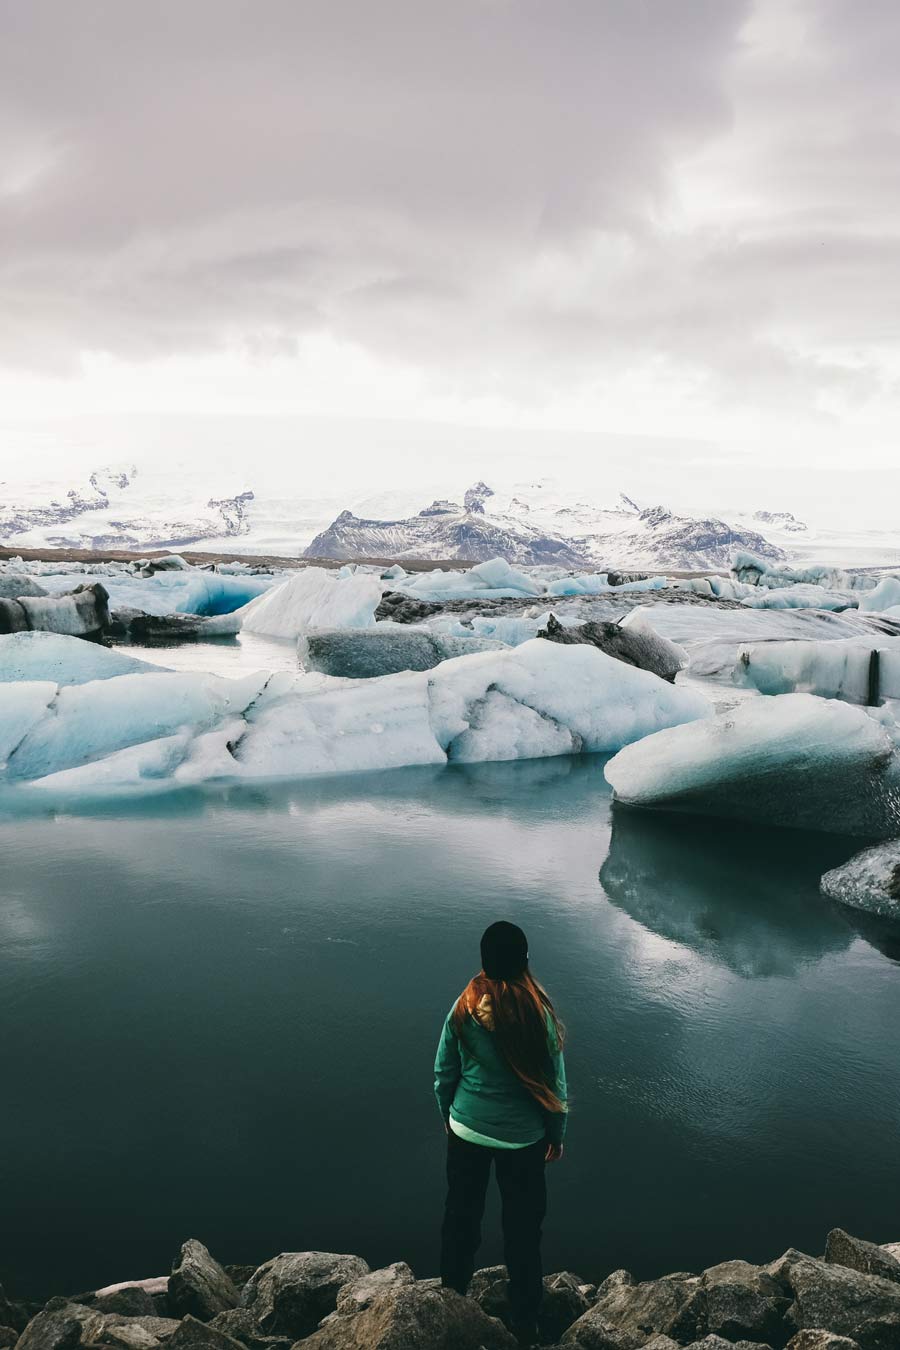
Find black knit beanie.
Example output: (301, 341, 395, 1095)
(480, 921, 529, 981)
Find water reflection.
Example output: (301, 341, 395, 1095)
(599, 808, 861, 976)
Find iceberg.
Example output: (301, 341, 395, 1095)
(5, 670, 268, 782)
(859, 577, 900, 614)
(734, 636, 900, 705)
(536, 610, 687, 683)
(821, 840, 900, 919)
(740, 583, 857, 611)
(731, 552, 874, 592)
(2, 639, 710, 796)
(239, 567, 383, 638)
(298, 623, 505, 679)
(0, 632, 167, 686)
(604, 692, 900, 836)
(174, 573, 272, 616)
(0, 583, 110, 637)
(0, 574, 48, 599)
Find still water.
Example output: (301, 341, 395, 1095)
(1, 756, 898, 1300)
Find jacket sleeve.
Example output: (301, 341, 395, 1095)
(542, 1013, 568, 1146)
(433, 1010, 462, 1122)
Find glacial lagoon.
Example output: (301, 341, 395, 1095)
(2, 752, 899, 1300)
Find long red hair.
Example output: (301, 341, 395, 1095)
(452, 968, 566, 1115)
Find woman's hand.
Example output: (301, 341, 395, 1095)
(545, 1142, 564, 1163)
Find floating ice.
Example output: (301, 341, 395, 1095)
(734, 636, 900, 704)
(5, 670, 268, 782)
(731, 552, 873, 592)
(298, 623, 505, 678)
(174, 573, 272, 616)
(0, 584, 109, 637)
(859, 577, 900, 614)
(2, 639, 710, 796)
(239, 567, 383, 638)
(821, 840, 900, 919)
(604, 692, 900, 836)
(0, 575, 48, 599)
(740, 583, 857, 611)
(0, 683, 57, 764)
(0, 632, 167, 686)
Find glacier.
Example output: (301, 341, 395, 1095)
(604, 692, 900, 836)
(0, 640, 710, 796)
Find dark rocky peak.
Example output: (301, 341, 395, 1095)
(639, 504, 674, 526)
(464, 481, 494, 514)
(418, 499, 461, 517)
(619, 493, 642, 513)
(754, 508, 808, 532)
(207, 490, 254, 536)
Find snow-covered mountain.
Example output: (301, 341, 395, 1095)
(2, 466, 897, 569)
(306, 485, 786, 569)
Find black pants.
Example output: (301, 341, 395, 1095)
(440, 1130, 547, 1323)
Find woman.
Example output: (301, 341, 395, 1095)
(434, 920, 568, 1347)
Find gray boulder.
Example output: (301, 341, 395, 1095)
(15, 1300, 105, 1350)
(881, 1245, 900, 1264)
(826, 1231, 900, 1287)
(786, 1332, 862, 1349)
(0, 1331, 18, 1349)
(563, 1273, 704, 1346)
(682, 1338, 773, 1350)
(207, 1311, 290, 1350)
(100, 1316, 180, 1350)
(559, 1304, 645, 1349)
(240, 1254, 369, 1341)
(701, 1258, 790, 1344)
(93, 1293, 158, 1319)
(334, 1265, 415, 1316)
(169, 1242, 239, 1322)
(164, 1318, 244, 1350)
(299, 1282, 516, 1349)
(535, 614, 686, 683)
(784, 1254, 900, 1349)
(468, 1266, 591, 1343)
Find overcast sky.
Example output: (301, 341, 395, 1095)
(1, 0, 898, 523)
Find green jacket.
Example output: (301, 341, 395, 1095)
(433, 994, 568, 1146)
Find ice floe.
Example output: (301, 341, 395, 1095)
(604, 692, 900, 836)
(0, 632, 167, 685)
(821, 840, 900, 919)
(298, 624, 505, 678)
(734, 636, 900, 704)
(1, 640, 710, 796)
(239, 567, 383, 638)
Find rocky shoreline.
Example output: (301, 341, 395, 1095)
(3, 1230, 900, 1350)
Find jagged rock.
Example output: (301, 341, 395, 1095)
(221, 1275, 256, 1298)
(825, 1231, 900, 1286)
(164, 1318, 244, 1350)
(784, 1255, 900, 1349)
(786, 1332, 862, 1349)
(564, 1273, 705, 1346)
(701, 1258, 790, 1344)
(535, 614, 686, 683)
(0, 1329, 19, 1348)
(767, 1252, 815, 1287)
(93, 1293, 158, 1319)
(0, 576, 48, 599)
(208, 1309, 289, 1350)
(559, 1305, 645, 1348)
(101, 1315, 180, 1349)
(240, 1254, 369, 1341)
(881, 1245, 900, 1264)
(592, 1273, 634, 1302)
(639, 1337, 680, 1350)
(682, 1338, 771, 1350)
(333, 1265, 415, 1316)
(606, 572, 649, 587)
(169, 1242, 239, 1322)
(0, 1290, 34, 1336)
(299, 1282, 517, 1349)
(374, 593, 447, 624)
(467, 1266, 590, 1342)
(15, 1300, 105, 1350)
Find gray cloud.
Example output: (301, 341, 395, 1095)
(0, 0, 897, 432)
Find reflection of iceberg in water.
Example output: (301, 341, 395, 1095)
(599, 809, 860, 976)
